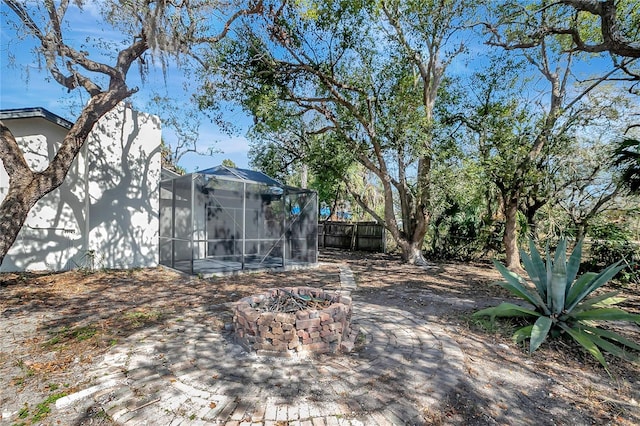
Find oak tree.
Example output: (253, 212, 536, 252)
(200, 0, 479, 265)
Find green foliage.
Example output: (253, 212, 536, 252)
(32, 393, 67, 422)
(123, 310, 162, 327)
(469, 314, 521, 336)
(12, 392, 68, 424)
(586, 240, 640, 285)
(428, 197, 500, 260)
(474, 239, 640, 373)
(428, 134, 503, 261)
(44, 325, 98, 348)
(72, 325, 98, 341)
(590, 222, 632, 241)
(584, 222, 640, 285)
(491, 0, 640, 57)
(17, 404, 29, 419)
(221, 159, 237, 168)
(198, 0, 486, 263)
(612, 138, 640, 194)
(160, 139, 186, 175)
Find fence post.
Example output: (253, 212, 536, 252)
(322, 223, 326, 248)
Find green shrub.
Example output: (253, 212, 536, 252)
(428, 200, 500, 261)
(584, 222, 639, 284)
(585, 239, 639, 284)
(474, 239, 640, 373)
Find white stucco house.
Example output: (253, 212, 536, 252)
(0, 104, 161, 272)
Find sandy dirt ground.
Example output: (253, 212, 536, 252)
(1, 249, 639, 425)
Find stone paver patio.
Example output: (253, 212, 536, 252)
(55, 265, 466, 425)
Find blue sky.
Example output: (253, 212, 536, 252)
(0, 2, 252, 171)
(1, 3, 634, 175)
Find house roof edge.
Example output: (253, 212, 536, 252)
(0, 107, 73, 130)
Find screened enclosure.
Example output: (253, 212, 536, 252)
(160, 166, 318, 275)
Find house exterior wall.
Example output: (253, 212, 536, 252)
(0, 104, 161, 272)
(85, 105, 161, 269)
(0, 117, 85, 271)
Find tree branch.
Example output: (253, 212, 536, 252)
(0, 121, 30, 178)
(485, 0, 640, 58)
(194, 0, 265, 44)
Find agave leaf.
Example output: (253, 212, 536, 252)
(512, 325, 534, 344)
(519, 248, 538, 282)
(474, 302, 541, 319)
(520, 248, 546, 301)
(554, 238, 567, 266)
(586, 333, 639, 362)
(494, 281, 541, 308)
(573, 308, 640, 322)
(492, 260, 546, 310)
(591, 297, 627, 307)
(565, 262, 625, 312)
(572, 291, 624, 313)
(530, 316, 552, 353)
(550, 242, 567, 314)
(546, 244, 553, 307)
(559, 323, 610, 373)
(578, 324, 640, 351)
(566, 272, 598, 308)
(566, 239, 583, 295)
(520, 250, 547, 301)
(528, 239, 548, 288)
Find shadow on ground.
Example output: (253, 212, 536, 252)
(1, 248, 639, 425)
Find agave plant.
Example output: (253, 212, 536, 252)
(474, 238, 640, 372)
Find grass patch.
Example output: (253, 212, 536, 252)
(44, 325, 98, 348)
(31, 392, 67, 422)
(459, 312, 523, 338)
(94, 407, 110, 419)
(11, 360, 35, 387)
(72, 325, 97, 341)
(11, 376, 25, 387)
(123, 309, 162, 327)
(17, 404, 29, 419)
(45, 335, 62, 346)
(468, 316, 511, 335)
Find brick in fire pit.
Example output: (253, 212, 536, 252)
(233, 286, 353, 356)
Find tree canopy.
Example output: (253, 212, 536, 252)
(198, 0, 484, 265)
(1, 0, 638, 272)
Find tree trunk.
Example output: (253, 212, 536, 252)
(399, 239, 428, 266)
(0, 91, 130, 267)
(300, 163, 308, 189)
(575, 222, 586, 245)
(0, 180, 41, 265)
(503, 195, 522, 271)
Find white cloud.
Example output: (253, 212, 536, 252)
(73, 1, 103, 18)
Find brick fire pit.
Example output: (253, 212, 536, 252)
(233, 287, 353, 357)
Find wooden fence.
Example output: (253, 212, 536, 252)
(318, 221, 385, 252)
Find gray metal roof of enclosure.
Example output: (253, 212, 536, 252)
(198, 165, 284, 187)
